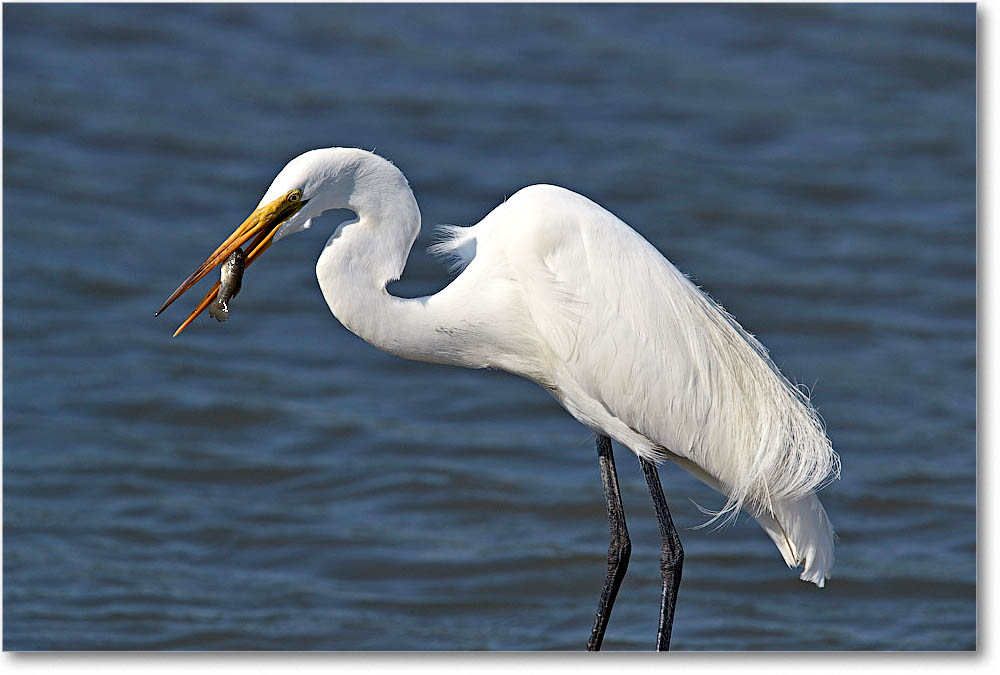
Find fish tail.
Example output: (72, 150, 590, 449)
(209, 299, 229, 322)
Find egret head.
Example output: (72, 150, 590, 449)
(255, 148, 376, 242)
(156, 147, 415, 336)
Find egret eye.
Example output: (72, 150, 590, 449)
(288, 191, 301, 202)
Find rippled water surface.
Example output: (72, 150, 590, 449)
(3, 3, 975, 650)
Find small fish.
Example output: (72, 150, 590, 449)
(208, 248, 246, 322)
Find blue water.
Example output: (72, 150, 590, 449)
(3, 3, 975, 650)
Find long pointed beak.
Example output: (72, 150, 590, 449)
(155, 190, 307, 336)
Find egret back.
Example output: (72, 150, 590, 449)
(443, 184, 839, 530)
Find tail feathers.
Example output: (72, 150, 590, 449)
(754, 493, 835, 587)
(660, 448, 835, 586)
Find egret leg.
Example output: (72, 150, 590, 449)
(640, 457, 684, 651)
(587, 435, 632, 651)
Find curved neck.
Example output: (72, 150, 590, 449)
(312, 152, 475, 367)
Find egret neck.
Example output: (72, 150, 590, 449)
(311, 152, 477, 369)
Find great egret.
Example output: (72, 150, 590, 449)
(156, 148, 839, 651)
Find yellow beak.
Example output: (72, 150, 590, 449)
(155, 189, 306, 337)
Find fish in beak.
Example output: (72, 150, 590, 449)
(155, 189, 308, 336)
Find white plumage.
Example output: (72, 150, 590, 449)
(260, 147, 840, 586)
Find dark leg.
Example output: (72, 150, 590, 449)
(587, 435, 632, 651)
(640, 457, 684, 651)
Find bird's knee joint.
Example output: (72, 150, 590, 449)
(661, 549, 684, 573)
(608, 539, 631, 568)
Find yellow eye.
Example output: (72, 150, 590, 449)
(288, 191, 301, 202)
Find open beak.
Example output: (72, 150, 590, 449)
(155, 190, 307, 337)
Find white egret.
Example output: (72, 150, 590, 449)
(157, 148, 839, 650)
